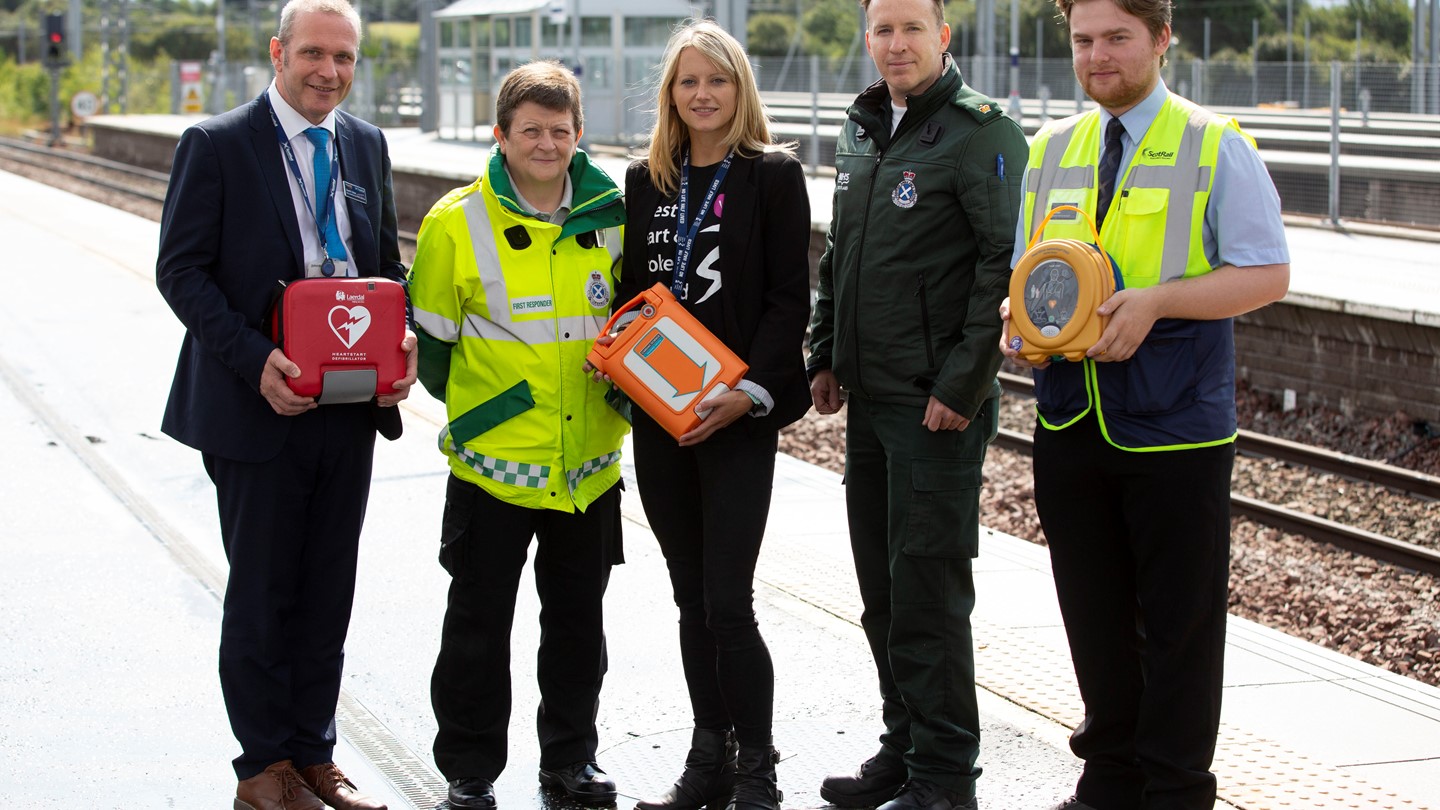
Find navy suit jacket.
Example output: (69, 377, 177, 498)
(157, 94, 405, 463)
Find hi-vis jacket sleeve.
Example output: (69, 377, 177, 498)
(408, 201, 472, 403)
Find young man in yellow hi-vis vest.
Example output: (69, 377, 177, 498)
(1001, 2, 1290, 809)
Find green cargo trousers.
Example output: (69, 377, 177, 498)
(841, 392, 999, 799)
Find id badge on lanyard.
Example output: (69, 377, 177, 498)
(673, 150, 732, 299)
(266, 96, 346, 277)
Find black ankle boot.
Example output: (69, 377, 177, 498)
(724, 743, 782, 810)
(636, 729, 738, 810)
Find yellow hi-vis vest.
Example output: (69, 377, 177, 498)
(410, 165, 628, 512)
(1022, 93, 1250, 451)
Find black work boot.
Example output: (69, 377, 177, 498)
(636, 729, 738, 810)
(819, 752, 906, 808)
(876, 779, 976, 810)
(724, 743, 782, 810)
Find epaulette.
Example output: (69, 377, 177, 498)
(964, 98, 1006, 125)
(953, 85, 1007, 125)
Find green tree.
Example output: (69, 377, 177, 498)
(803, 0, 861, 60)
(748, 12, 794, 56)
(1172, 0, 1276, 58)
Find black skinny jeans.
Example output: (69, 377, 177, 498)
(632, 412, 778, 748)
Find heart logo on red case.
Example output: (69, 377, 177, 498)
(328, 305, 371, 349)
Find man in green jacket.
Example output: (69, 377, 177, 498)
(807, 0, 1027, 808)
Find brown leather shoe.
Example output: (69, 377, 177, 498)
(299, 762, 389, 810)
(236, 760, 327, 810)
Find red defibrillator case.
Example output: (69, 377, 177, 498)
(269, 277, 408, 404)
(586, 283, 748, 440)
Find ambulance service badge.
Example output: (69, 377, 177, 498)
(586, 270, 611, 309)
(892, 170, 918, 209)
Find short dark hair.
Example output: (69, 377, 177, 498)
(860, 0, 946, 29)
(495, 60, 584, 136)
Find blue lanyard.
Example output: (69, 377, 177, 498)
(673, 149, 732, 298)
(265, 95, 340, 262)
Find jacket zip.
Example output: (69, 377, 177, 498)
(914, 271, 935, 367)
(849, 149, 885, 397)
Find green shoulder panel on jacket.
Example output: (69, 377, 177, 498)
(951, 83, 1009, 126)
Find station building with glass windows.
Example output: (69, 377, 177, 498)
(431, 0, 711, 143)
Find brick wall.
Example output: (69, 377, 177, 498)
(1236, 302, 1440, 424)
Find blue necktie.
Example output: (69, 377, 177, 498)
(1096, 116, 1125, 230)
(303, 127, 347, 261)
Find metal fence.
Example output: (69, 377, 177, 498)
(164, 54, 1440, 230)
(749, 55, 1440, 230)
(752, 54, 1440, 116)
(189, 58, 422, 127)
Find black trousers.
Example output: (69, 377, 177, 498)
(842, 395, 997, 799)
(430, 474, 621, 782)
(1033, 415, 1234, 810)
(203, 403, 376, 781)
(631, 413, 777, 748)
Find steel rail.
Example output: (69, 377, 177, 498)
(0, 135, 170, 182)
(0, 138, 423, 245)
(992, 380, 1440, 577)
(0, 139, 168, 203)
(998, 371, 1440, 500)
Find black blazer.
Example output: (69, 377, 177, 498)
(157, 94, 405, 463)
(621, 149, 812, 431)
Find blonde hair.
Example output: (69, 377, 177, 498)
(641, 19, 794, 196)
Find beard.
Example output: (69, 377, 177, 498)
(1080, 69, 1156, 112)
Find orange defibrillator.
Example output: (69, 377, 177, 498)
(587, 283, 748, 440)
(1006, 204, 1124, 364)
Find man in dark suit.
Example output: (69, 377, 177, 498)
(155, 1, 414, 808)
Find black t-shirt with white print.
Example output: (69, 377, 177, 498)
(641, 161, 727, 335)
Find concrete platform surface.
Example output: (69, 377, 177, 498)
(2, 169, 1437, 810)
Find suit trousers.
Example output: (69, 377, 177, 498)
(203, 402, 377, 780)
(631, 413, 778, 747)
(430, 474, 621, 781)
(1033, 415, 1234, 810)
(842, 395, 997, 799)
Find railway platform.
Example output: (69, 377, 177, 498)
(3, 166, 1439, 810)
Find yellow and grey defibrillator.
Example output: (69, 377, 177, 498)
(1007, 204, 1123, 364)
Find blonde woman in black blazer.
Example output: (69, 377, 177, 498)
(617, 19, 811, 810)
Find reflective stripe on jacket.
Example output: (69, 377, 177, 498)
(1023, 93, 1244, 451)
(409, 146, 628, 511)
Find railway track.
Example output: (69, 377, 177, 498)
(0, 135, 169, 202)
(8, 136, 1437, 577)
(996, 371, 1440, 577)
(0, 136, 423, 245)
